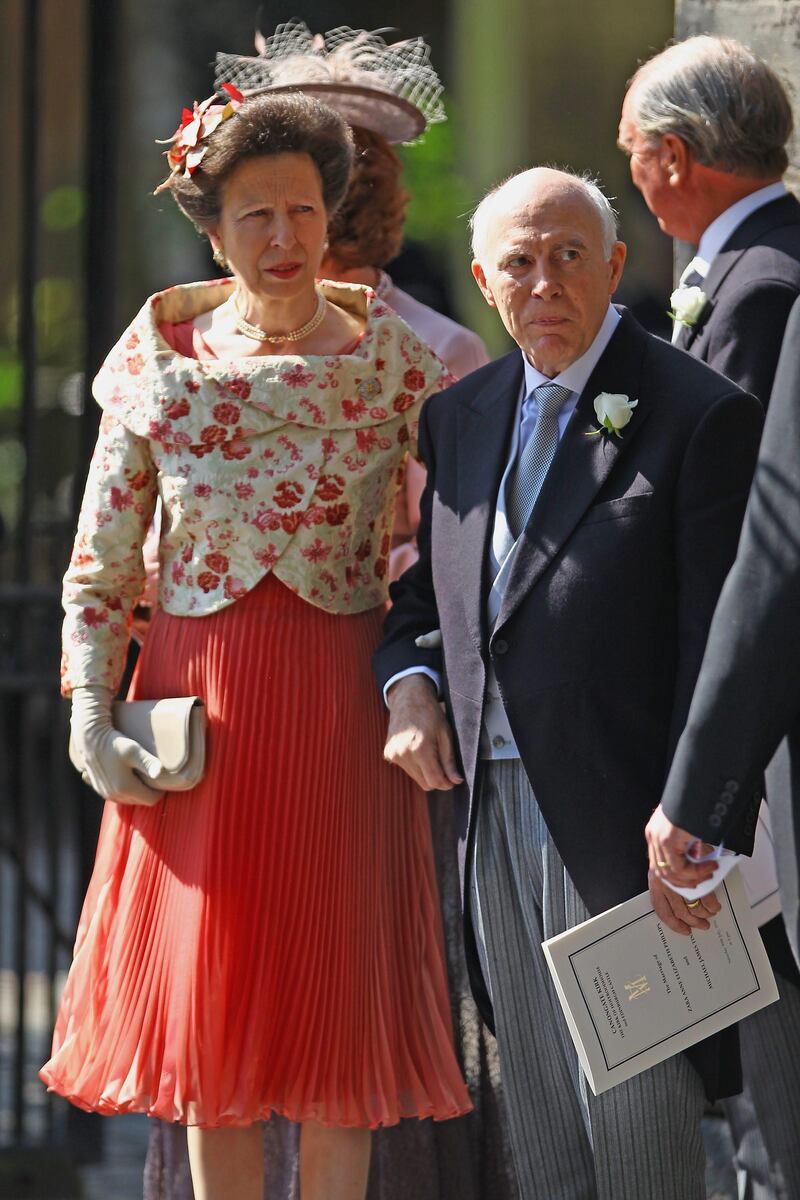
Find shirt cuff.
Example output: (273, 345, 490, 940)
(663, 846, 739, 902)
(383, 666, 442, 707)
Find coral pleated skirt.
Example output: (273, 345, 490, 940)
(41, 574, 471, 1128)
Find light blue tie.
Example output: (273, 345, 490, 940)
(488, 382, 571, 628)
(505, 382, 571, 540)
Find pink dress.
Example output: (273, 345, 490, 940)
(40, 318, 472, 1130)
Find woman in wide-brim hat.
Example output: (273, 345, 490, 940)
(41, 69, 471, 1200)
(215, 20, 490, 578)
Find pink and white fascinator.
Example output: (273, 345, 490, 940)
(214, 19, 446, 145)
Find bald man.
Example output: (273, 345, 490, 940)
(374, 168, 763, 1198)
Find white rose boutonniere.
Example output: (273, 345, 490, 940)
(669, 285, 708, 329)
(588, 392, 638, 439)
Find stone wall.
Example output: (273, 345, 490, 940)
(675, 0, 800, 189)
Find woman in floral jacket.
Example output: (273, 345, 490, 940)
(40, 88, 470, 1200)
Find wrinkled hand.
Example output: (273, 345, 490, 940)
(649, 869, 721, 935)
(646, 804, 718, 888)
(70, 685, 164, 806)
(384, 675, 463, 792)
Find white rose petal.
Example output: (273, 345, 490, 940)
(593, 392, 637, 431)
(415, 628, 442, 649)
(670, 285, 707, 326)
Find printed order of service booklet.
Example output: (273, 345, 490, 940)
(542, 868, 778, 1095)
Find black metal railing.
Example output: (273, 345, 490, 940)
(0, 0, 119, 1170)
(0, 586, 87, 1147)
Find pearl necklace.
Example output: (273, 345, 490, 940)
(234, 289, 327, 344)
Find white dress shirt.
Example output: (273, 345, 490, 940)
(679, 181, 788, 284)
(385, 304, 622, 764)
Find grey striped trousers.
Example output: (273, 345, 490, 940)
(471, 759, 706, 1200)
(724, 972, 800, 1199)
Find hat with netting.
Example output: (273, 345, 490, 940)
(214, 20, 446, 144)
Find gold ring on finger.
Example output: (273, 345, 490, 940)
(656, 860, 669, 868)
(686, 900, 701, 908)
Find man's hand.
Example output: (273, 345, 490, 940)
(384, 675, 463, 791)
(646, 804, 718, 887)
(649, 870, 721, 935)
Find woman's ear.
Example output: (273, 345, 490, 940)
(207, 230, 228, 270)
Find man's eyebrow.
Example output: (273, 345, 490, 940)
(497, 243, 532, 258)
(497, 234, 588, 257)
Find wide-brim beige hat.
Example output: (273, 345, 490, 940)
(215, 20, 446, 145)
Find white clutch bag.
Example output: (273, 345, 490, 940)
(69, 696, 207, 792)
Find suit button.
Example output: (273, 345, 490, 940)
(709, 814, 722, 828)
(494, 639, 508, 655)
(492, 735, 507, 749)
(724, 780, 739, 793)
(721, 791, 734, 804)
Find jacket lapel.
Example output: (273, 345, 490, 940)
(456, 352, 523, 653)
(496, 310, 650, 630)
(682, 194, 800, 351)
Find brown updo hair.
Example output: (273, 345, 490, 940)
(325, 127, 410, 270)
(164, 92, 355, 231)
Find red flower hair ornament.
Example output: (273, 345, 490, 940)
(154, 82, 244, 193)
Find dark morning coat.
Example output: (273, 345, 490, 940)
(662, 294, 800, 969)
(676, 191, 800, 979)
(374, 308, 764, 1100)
(675, 193, 800, 404)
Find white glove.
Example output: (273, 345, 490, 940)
(70, 685, 164, 806)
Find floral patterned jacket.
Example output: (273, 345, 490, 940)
(61, 279, 452, 694)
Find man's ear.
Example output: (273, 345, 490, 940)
(608, 240, 627, 295)
(661, 133, 691, 188)
(471, 259, 497, 308)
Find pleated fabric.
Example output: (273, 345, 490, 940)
(41, 574, 472, 1129)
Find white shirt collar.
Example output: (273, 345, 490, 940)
(521, 304, 621, 399)
(694, 181, 787, 276)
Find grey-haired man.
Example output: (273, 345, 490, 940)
(620, 35, 800, 1200)
(618, 35, 800, 402)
